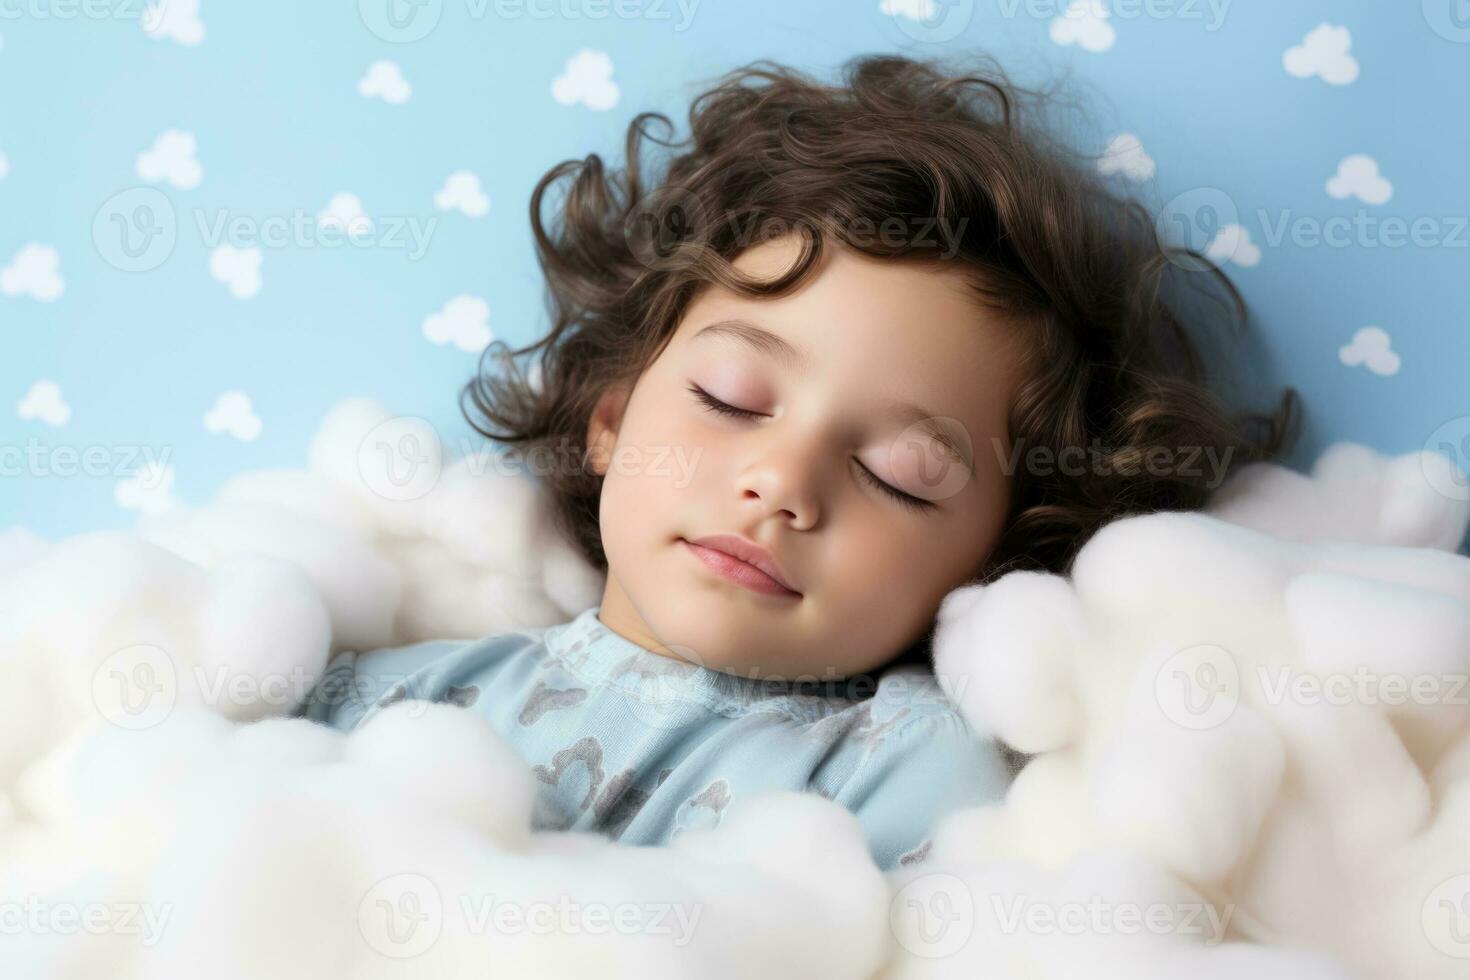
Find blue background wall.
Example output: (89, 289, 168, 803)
(3, 1, 1468, 538)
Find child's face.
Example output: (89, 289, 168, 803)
(587, 233, 1025, 680)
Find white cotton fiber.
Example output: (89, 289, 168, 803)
(0, 525, 49, 581)
(345, 701, 538, 847)
(5, 406, 1470, 980)
(137, 500, 402, 653)
(193, 554, 333, 721)
(1091, 694, 1286, 884)
(215, 467, 381, 536)
(1206, 441, 1470, 551)
(933, 573, 1084, 753)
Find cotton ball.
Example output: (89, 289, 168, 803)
(1285, 571, 1470, 682)
(1283, 570, 1470, 765)
(216, 468, 381, 537)
(1071, 512, 1294, 623)
(670, 791, 891, 976)
(1430, 731, 1470, 794)
(225, 715, 346, 768)
(1092, 669, 1285, 885)
(933, 574, 1084, 753)
(1307, 442, 1396, 536)
(131, 505, 224, 568)
(383, 539, 566, 641)
(58, 710, 237, 817)
(0, 642, 65, 792)
(194, 554, 332, 722)
(699, 791, 882, 889)
(1205, 459, 1325, 542)
(421, 454, 548, 569)
(540, 534, 606, 616)
(0, 525, 49, 581)
(1380, 451, 1470, 551)
(143, 775, 490, 980)
(930, 753, 1092, 867)
(0, 531, 201, 657)
(1266, 697, 1429, 853)
(139, 501, 402, 654)
(1310, 540, 1470, 607)
(1119, 941, 1356, 980)
(345, 701, 536, 846)
(308, 396, 438, 536)
(1228, 807, 1361, 967)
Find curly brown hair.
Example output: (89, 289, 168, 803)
(461, 52, 1301, 659)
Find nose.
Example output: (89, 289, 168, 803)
(735, 444, 820, 531)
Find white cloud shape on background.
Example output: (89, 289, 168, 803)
(209, 245, 263, 300)
(136, 130, 203, 190)
(435, 171, 490, 217)
(1, 243, 64, 302)
(880, 0, 938, 20)
(358, 59, 411, 104)
(205, 390, 263, 441)
(423, 294, 493, 352)
(0, 151, 9, 180)
(551, 49, 620, 110)
(1050, 0, 1115, 53)
(1097, 133, 1155, 181)
(1339, 326, 1401, 376)
(1284, 23, 1359, 85)
(141, 0, 204, 46)
(115, 461, 176, 514)
(17, 380, 70, 427)
(1327, 154, 1393, 205)
(316, 192, 374, 237)
(1205, 223, 1261, 267)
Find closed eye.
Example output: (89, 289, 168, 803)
(687, 382, 765, 419)
(688, 383, 936, 513)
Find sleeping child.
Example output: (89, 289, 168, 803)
(295, 52, 1298, 870)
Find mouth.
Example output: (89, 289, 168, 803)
(679, 538, 803, 600)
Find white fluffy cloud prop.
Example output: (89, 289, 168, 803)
(2, 400, 1467, 978)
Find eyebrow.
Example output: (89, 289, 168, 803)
(691, 318, 974, 472)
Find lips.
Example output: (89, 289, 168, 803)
(681, 534, 801, 599)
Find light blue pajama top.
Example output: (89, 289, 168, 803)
(293, 606, 1010, 870)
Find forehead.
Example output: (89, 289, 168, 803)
(675, 236, 1024, 426)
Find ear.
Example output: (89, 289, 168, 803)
(585, 383, 632, 476)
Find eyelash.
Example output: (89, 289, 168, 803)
(685, 383, 935, 512)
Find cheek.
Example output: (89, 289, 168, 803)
(825, 514, 912, 582)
